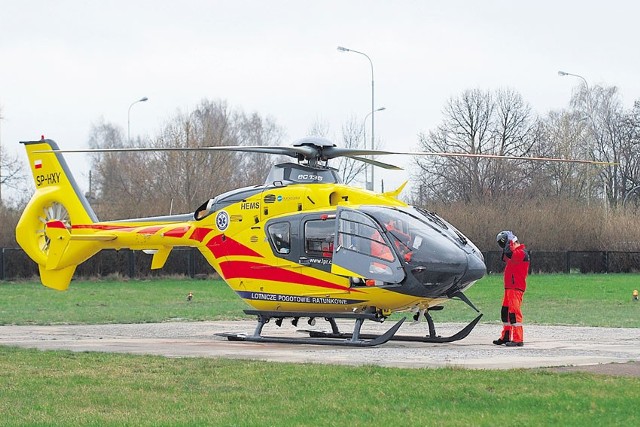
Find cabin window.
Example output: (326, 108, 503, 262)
(304, 220, 334, 257)
(267, 222, 291, 254)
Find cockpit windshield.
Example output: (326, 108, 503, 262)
(358, 206, 472, 278)
(332, 205, 485, 296)
(358, 206, 478, 256)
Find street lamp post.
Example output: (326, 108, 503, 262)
(363, 107, 386, 189)
(338, 46, 377, 190)
(558, 71, 606, 205)
(557, 70, 589, 90)
(558, 70, 591, 119)
(127, 96, 149, 143)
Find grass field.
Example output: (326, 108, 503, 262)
(1, 346, 639, 426)
(1, 274, 639, 426)
(1, 273, 638, 327)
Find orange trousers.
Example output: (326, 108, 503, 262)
(500, 288, 524, 343)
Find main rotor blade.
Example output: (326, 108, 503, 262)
(402, 151, 616, 165)
(321, 147, 398, 159)
(346, 156, 403, 170)
(37, 144, 616, 166)
(315, 146, 614, 166)
(36, 145, 316, 159)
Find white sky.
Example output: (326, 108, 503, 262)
(1, 1, 640, 198)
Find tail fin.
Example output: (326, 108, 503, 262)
(16, 138, 98, 290)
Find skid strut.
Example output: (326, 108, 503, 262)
(306, 313, 482, 343)
(217, 310, 405, 347)
(306, 291, 483, 344)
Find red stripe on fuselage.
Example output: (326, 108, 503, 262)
(219, 260, 357, 292)
(190, 227, 213, 242)
(205, 235, 263, 258)
(137, 226, 164, 235)
(163, 226, 189, 238)
(72, 224, 137, 232)
(72, 224, 188, 238)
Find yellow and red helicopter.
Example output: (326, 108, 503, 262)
(16, 136, 607, 346)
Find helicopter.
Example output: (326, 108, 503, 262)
(16, 136, 608, 347)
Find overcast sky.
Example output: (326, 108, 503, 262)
(1, 1, 639, 198)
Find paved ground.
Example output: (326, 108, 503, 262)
(1, 320, 639, 375)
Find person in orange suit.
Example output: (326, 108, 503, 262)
(370, 229, 394, 261)
(493, 230, 530, 347)
(384, 220, 413, 261)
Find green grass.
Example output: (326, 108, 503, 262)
(1, 274, 639, 327)
(429, 273, 640, 328)
(0, 346, 638, 426)
(1, 274, 639, 426)
(0, 277, 249, 325)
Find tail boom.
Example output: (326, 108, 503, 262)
(16, 138, 208, 290)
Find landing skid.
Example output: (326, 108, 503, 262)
(217, 310, 405, 347)
(305, 313, 483, 343)
(303, 290, 483, 344)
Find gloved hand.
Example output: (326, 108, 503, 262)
(506, 231, 517, 242)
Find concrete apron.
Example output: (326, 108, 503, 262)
(1, 321, 639, 371)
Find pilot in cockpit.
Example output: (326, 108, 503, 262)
(369, 227, 394, 261)
(385, 220, 410, 245)
(195, 199, 214, 220)
(382, 219, 413, 262)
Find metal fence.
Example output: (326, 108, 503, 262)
(0, 247, 214, 281)
(2, 248, 640, 281)
(484, 250, 640, 274)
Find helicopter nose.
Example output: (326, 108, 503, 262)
(460, 252, 486, 284)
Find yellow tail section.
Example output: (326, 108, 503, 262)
(16, 138, 100, 290)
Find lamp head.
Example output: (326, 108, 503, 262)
(337, 46, 349, 52)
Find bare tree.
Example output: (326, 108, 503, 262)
(336, 116, 367, 185)
(88, 119, 157, 218)
(0, 107, 26, 205)
(308, 115, 369, 185)
(89, 100, 285, 218)
(619, 100, 640, 205)
(151, 101, 240, 213)
(237, 112, 284, 185)
(151, 100, 284, 212)
(413, 88, 537, 202)
(569, 84, 627, 206)
(307, 118, 331, 139)
(532, 110, 593, 199)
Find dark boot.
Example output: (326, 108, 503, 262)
(492, 332, 511, 345)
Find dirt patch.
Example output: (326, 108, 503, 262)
(546, 361, 640, 377)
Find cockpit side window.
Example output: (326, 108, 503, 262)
(337, 212, 396, 262)
(267, 222, 291, 254)
(331, 207, 406, 284)
(305, 220, 334, 257)
(194, 198, 214, 220)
